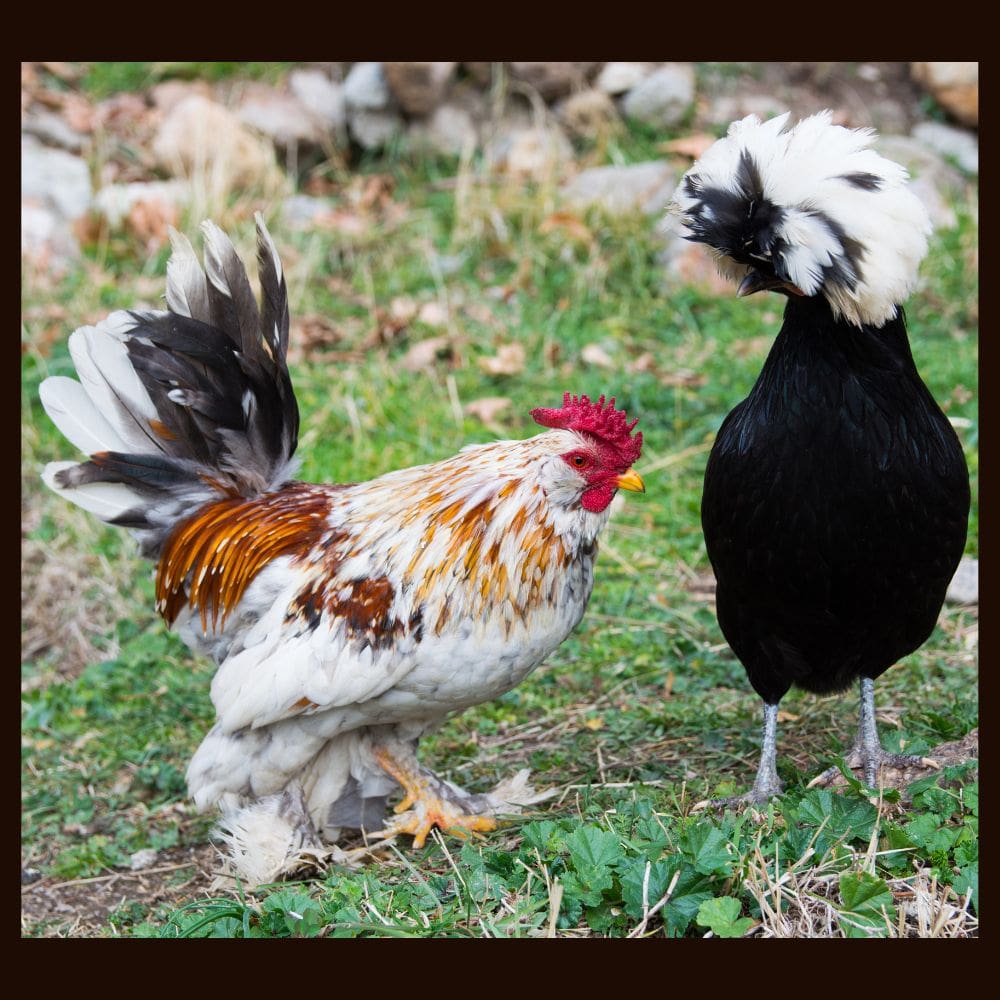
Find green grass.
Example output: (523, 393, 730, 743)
(21, 107, 978, 936)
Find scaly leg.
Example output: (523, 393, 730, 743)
(695, 702, 784, 811)
(369, 741, 499, 848)
(809, 677, 940, 789)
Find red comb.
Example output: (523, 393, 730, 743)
(531, 393, 642, 465)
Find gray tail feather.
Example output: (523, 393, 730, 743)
(40, 214, 299, 558)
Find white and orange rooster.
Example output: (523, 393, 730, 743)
(40, 216, 645, 883)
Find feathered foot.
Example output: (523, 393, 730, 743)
(807, 677, 940, 790)
(212, 785, 372, 889)
(370, 742, 553, 848)
(693, 701, 784, 813)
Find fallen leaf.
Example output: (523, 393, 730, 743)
(464, 396, 512, 434)
(660, 133, 718, 159)
(776, 710, 800, 723)
(402, 336, 452, 372)
(125, 198, 178, 251)
(581, 343, 614, 369)
(627, 352, 656, 374)
(478, 343, 526, 377)
(584, 717, 604, 731)
(417, 301, 449, 327)
(539, 210, 594, 245)
(659, 369, 707, 388)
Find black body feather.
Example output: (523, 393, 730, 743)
(702, 295, 969, 705)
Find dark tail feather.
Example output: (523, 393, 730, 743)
(41, 214, 300, 557)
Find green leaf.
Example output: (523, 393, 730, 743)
(679, 821, 735, 876)
(838, 872, 895, 938)
(952, 863, 978, 914)
(620, 858, 715, 937)
(696, 896, 754, 938)
(565, 825, 625, 873)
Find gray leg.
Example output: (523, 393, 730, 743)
(809, 677, 939, 789)
(698, 701, 784, 810)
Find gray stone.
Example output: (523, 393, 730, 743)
(21, 109, 87, 152)
(946, 556, 978, 605)
(343, 61, 392, 111)
(289, 70, 346, 133)
(622, 64, 695, 128)
(238, 85, 325, 147)
(596, 62, 656, 95)
(912, 121, 978, 176)
(384, 62, 456, 115)
(348, 108, 403, 149)
(153, 95, 281, 192)
(556, 89, 619, 138)
(21, 137, 91, 220)
(704, 93, 788, 128)
(907, 175, 957, 230)
(408, 105, 477, 157)
(875, 135, 969, 201)
(93, 180, 191, 227)
(21, 200, 80, 270)
(562, 161, 677, 216)
(485, 124, 573, 180)
(281, 194, 334, 230)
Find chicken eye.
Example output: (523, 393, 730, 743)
(572, 454, 588, 468)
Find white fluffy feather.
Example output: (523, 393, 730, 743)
(672, 111, 932, 327)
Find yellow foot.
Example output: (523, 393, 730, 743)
(372, 745, 498, 848)
(379, 807, 498, 849)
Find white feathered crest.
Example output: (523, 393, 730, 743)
(671, 111, 932, 327)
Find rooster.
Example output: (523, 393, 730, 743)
(671, 112, 970, 804)
(40, 216, 645, 882)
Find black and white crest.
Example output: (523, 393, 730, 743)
(671, 112, 932, 327)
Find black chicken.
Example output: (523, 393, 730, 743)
(671, 111, 970, 803)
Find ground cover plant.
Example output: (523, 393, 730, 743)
(21, 63, 978, 937)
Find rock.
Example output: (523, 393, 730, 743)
(289, 69, 346, 134)
(876, 135, 969, 200)
(348, 108, 404, 150)
(343, 61, 393, 111)
(237, 84, 324, 147)
(281, 194, 334, 230)
(508, 62, 600, 101)
(129, 848, 159, 872)
(21, 137, 91, 220)
(93, 180, 190, 227)
(383, 62, 456, 115)
(408, 104, 477, 157)
(703, 93, 789, 129)
(596, 62, 656, 95)
(946, 556, 978, 605)
(149, 79, 213, 114)
(153, 95, 282, 193)
(622, 64, 695, 128)
(21, 200, 80, 271)
(21, 109, 86, 152)
(906, 175, 957, 230)
(555, 88, 619, 138)
(911, 62, 978, 127)
(912, 121, 978, 176)
(486, 125, 573, 180)
(562, 161, 677, 216)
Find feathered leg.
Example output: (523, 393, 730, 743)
(369, 739, 552, 848)
(809, 677, 940, 789)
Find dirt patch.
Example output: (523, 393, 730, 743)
(21, 843, 219, 937)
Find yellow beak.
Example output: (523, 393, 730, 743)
(615, 468, 645, 493)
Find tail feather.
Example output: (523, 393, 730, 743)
(40, 213, 300, 557)
(38, 376, 131, 456)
